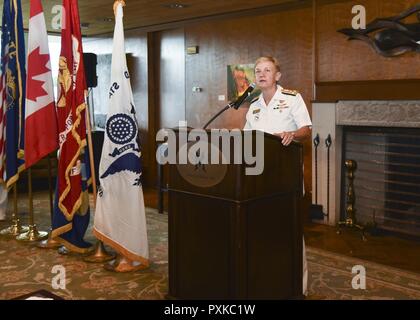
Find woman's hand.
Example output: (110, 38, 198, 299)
(274, 126, 311, 146)
(275, 131, 295, 146)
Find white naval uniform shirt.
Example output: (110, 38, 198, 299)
(244, 85, 312, 133)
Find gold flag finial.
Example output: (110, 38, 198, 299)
(113, 0, 126, 16)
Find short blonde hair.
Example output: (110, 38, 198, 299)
(255, 56, 281, 73)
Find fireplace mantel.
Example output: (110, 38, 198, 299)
(336, 100, 420, 128)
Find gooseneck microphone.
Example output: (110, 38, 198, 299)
(228, 83, 256, 110)
(203, 83, 256, 129)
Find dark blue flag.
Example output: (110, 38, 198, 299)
(0, 0, 26, 186)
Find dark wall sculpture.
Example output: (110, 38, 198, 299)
(338, 5, 420, 57)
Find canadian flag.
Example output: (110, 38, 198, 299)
(24, 0, 58, 168)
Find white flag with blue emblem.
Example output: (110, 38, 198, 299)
(93, 2, 149, 266)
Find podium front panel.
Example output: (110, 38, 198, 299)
(167, 130, 303, 299)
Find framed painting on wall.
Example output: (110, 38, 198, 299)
(227, 64, 260, 104)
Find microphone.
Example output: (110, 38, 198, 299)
(229, 83, 256, 109)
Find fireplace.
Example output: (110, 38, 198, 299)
(343, 126, 420, 236)
(312, 100, 420, 238)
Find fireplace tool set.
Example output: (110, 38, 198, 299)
(310, 134, 332, 220)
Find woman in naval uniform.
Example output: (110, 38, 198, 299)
(244, 56, 312, 296)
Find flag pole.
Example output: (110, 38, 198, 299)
(84, 0, 127, 263)
(47, 154, 54, 222)
(16, 168, 48, 241)
(38, 154, 61, 248)
(84, 91, 97, 206)
(0, 183, 29, 236)
(83, 91, 115, 263)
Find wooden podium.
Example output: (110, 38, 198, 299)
(167, 129, 303, 299)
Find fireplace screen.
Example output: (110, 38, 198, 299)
(342, 126, 420, 237)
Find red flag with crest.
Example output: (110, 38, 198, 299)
(56, 0, 87, 220)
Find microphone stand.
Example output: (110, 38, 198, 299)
(202, 104, 232, 130)
(202, 83, 256, 130)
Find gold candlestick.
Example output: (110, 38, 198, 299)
(337, 160, 366, 241)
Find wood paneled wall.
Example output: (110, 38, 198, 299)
(156, 29, 186, 129)
(316, 0, 420, 82)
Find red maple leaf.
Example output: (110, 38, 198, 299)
(27, 46, 51, 102)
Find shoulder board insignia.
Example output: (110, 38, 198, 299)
(281, 88, 298, 96)
(250, 97, 259, 104)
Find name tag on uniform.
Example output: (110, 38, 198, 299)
(252, 109, 260, 121)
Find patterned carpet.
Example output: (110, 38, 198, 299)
(1, 191, 420, 300)
(307, 247, 420, 299)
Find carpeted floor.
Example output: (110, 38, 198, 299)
(0, 208, 168, 300)
(1, 191, 420, 300)
(306, 247, 420, 299)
